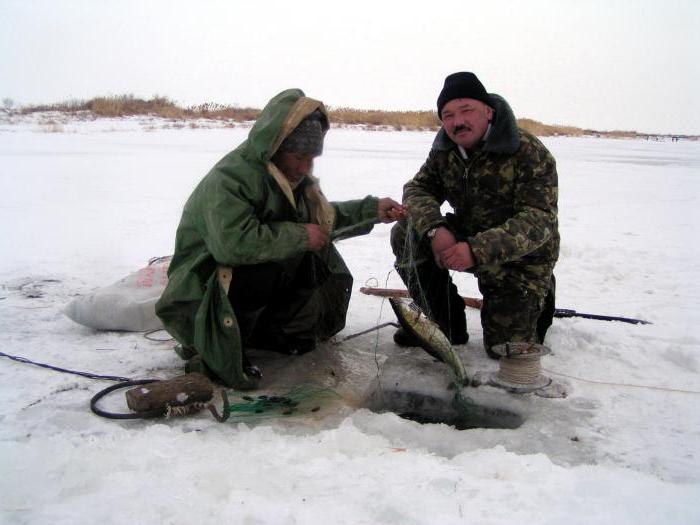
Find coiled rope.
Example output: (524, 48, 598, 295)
(498, 355, 544, 386)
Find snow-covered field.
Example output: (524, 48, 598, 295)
(1, 116, 699, 524)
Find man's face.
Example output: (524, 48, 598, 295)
(441, 98, 493, 149)
(273, 151, 318, 186)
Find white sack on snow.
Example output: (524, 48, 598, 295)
(64, 258, 170, 331)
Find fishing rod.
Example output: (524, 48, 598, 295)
(359, 287, 651, 325)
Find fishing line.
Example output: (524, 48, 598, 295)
(143, 328, 174, 342)
(541, 368, 700, 395)
(0, 350, 133, 382)
(372, 270, 397, 393)
(395, 216, 462, 329)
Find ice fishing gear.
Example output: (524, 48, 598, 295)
(385, 298, 566, 397)
(552, 309, 650, 325)
(89, 372, 336, 422)
(125, 373, 214, 413)
(90, 380, 173, 419)
(90, 373, 216, 419)
(211, 384, 335, 422)
(470, 342, 568, 398)
(361, 287, 651, 325)
(473, 343, 548, 391)
(0, 349, 338, 422)
(362, 286, 483, 308)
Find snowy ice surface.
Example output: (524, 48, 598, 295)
(1, 115, 699, 524)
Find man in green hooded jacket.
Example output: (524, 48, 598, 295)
(156, 89, 404, 388)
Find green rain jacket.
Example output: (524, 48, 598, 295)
(156, 89, 379, 388)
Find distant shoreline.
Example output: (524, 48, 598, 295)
(2, 95, 697, 140)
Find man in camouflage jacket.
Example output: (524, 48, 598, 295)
(391, 72, 559, 358)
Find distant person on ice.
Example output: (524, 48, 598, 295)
(156, 89, 405, 388)
(391, 72, 559, 358)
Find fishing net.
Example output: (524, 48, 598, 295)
(389, 218, 468, 382)
(394, 218, 467, 332)
(213, 383, 339, 422)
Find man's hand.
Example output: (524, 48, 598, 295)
(377, 198, 408, 223)
(439, 242, 476, 271)
(304, 223, 329, 251)
(430, 226, 457, 268)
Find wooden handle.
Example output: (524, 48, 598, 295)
(359, 287, 483, 310)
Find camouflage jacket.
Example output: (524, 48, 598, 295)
(403, 94, 559, 292)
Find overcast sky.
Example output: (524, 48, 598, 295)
(1, 0, 698, 134)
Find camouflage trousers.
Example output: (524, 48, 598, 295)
(478, 276, 555, 352)
(391, 219, 555, 353)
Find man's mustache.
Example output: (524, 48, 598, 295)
(453, 124, 470, 133)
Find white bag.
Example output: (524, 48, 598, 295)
(65, 257, 171, 331)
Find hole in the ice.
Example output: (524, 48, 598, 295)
(367, 390, 524, 430)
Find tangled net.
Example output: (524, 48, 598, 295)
(210, 383, 339, 422)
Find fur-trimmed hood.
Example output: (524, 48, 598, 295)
(431, 94, 520, 155)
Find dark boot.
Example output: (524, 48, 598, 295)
(395, 261, 468, 344)
(391, 220, 468, 345)
(536, 275, 556, 343)
(393, 327, 422, 347)
(485, 347, 500, 360)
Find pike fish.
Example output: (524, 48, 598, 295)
(389, 298, 468, 385)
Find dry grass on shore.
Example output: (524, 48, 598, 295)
(20, 95, 260, 122)
(15, 94, 686, 139)
(516, 118, 585, 137)
(328, 107, 439, 131)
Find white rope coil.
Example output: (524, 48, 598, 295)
(497, 355, 544, 385)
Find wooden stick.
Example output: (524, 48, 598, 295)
(359, 287, 483, 310)
(125, 372, 213, 413)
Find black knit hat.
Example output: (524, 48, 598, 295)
(278, 110, 328, 156)
(437, 72, 492, 119)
